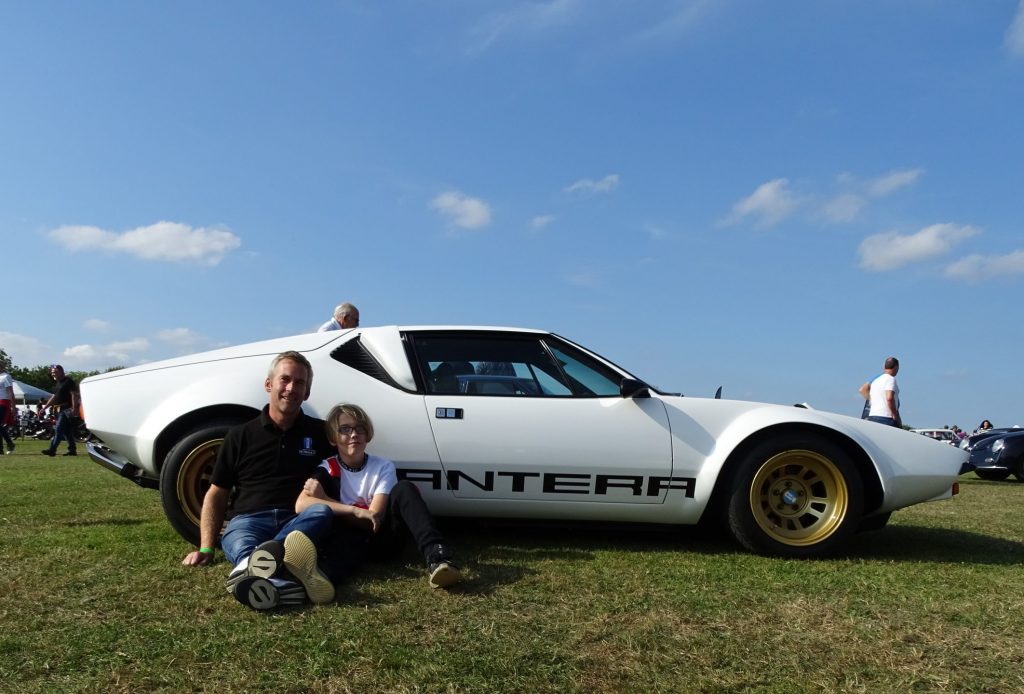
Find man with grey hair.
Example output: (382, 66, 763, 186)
(317, 302, 360, 332)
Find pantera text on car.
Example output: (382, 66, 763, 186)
(80, 326, 967, 558)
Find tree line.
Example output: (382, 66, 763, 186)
(1, 347, 122, 395)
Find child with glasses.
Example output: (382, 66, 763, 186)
(297, 403, 461, 589)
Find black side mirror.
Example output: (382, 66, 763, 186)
(620, 378, 650, 399)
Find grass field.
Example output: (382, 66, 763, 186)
(1, 438, 1023, 693)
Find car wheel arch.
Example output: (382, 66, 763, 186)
(702, 423, 884, 525)
(153, 405, 260, 477)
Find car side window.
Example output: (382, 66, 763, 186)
(545, 342, 622, 397)
(410, 334, 573, 397)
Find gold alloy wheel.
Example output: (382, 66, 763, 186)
(175, 439, 221, 528)
(748, 449, 849, 547)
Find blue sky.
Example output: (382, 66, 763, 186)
(2, 1, 1022, 430)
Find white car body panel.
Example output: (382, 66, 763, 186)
(80, 325, 967, 537)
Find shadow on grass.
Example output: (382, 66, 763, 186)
(438, 518, 1024, 568)
(847, 525, 1024, 564)
(63, 518, 147, 528)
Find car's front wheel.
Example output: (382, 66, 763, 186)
(160, 421, 241, 546)
(726, 434, 864, 558)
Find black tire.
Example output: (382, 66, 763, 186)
(160, 421, 241, 546)
(974, 469, 1011, 481)
(726, 434, 864, 558)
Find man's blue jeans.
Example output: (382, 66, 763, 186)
(867, 415, 898, 427)
(49, 409, 77, 454)
(220, 504, 333, 566)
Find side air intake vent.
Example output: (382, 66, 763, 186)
(330, 338, 403, 389)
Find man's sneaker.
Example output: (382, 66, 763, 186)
(248, 539, 284, 577)
(426, 543, 461, 589)
(63, 451, 78, 457)
(6, 445, 14, 454)
(272, 578, 308, 608)
(283, 530, 335, 604)
(41, 449, 55, 457)
(231, 576, 279, 611)
(224, 540, 285, 593)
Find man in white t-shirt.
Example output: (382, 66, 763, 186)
(860, 357, 901, 428)
(316, 302, 360, 333)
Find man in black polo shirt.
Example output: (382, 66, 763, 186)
(181, 350, 336, 610)
(41, 364, 80, 457)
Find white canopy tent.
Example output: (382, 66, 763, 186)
(12, 379, 51, 405)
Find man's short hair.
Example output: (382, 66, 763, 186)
(267, 351, 313, 395)
(333, 302, 357, 320)
(884, 356, 899, 370)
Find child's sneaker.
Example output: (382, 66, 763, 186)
(283, 531, 335, 604)
(426, 544, 461, 589)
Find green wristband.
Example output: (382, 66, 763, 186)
(199, 547, 214, 555)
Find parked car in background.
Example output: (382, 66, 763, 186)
(911, 428, 961, 446)
(79, 325, 966, 559)
(959, 427, 1020, 451)
(966, 429, 1024, 482)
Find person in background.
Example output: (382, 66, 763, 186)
(298, 403, 461, 590)
(975, 420, 993, 434)
(41, 365, 79, 457)
(0, 363, 16, 455)
(860, 357, 901, 428)
(317, 302, 360, 332)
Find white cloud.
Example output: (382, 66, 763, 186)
(0, 331, 51, 368)
(468, 0, 581, 53)
(83, 319, 111, 332)
(721, 178, 800, 229)
(48, 221, 241, 266)
(530, 214, 555, 231)
(1007, 1, 1024, 55)
(945, 249, 1024, 282)
(821, 194, 866, 224)
(858, 223, 980, 272)
(564, 268, 600, 287)
(63, 338, 149, 367)
(624, 0, 716, 46)
(819, 168, 922, 223)
(430, 191, 492, 230)
(866, 168, 924, 197)
(564, 174, 620, 195)
(158, 328, 203, 350)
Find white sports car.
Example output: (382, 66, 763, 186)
(80, 326, 966, 558)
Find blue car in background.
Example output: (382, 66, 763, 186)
(966, 429, 1024, 482)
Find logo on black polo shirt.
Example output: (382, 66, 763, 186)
(299, 437, 317, 457)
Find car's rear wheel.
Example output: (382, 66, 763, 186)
(160, 421, 240, 546)
(974, 469, 1010, 482)
(727, 434, 864, 558)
